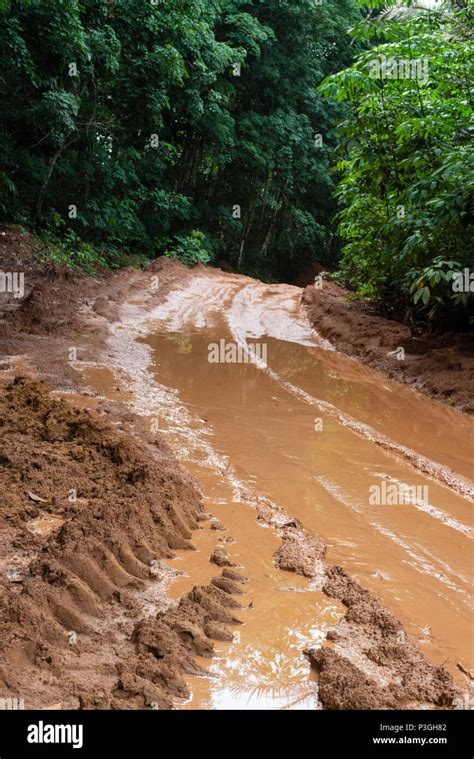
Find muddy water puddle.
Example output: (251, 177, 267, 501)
(82, 363, 345, 709)
(164, 480, 343, 709)
(142, 328, 473, 683)
(161, 466, 344, 709)
(84, 274, 473, 707)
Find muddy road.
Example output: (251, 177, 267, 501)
(79, 266, 473, 709)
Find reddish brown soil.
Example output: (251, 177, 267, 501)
(272, 532, 463, 710)
(0, 229, 251, 708)
(0, 226, 470, 710)
(0, 377, 248, 709)
(273, 523, 326, 579)
(0, 227, 190, 390)
(302, 281, 474, 414)
(307, 566, 462, 710)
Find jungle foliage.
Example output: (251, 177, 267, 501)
(321, 0, 473, 328)
(0, 0, 359, 280)
(1, 0, 472, 330)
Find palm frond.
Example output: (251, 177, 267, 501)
(379, 3, 447, 22)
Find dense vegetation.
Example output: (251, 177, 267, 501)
(321, 0, 473, 329)
(0, 0, 472, 329)
(0, 0, 358, 280)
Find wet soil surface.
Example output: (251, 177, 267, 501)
(0, 228, 472, 709)
(302, 281, 474, 415)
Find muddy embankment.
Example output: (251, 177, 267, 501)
(0, 377, 246, 709)
(302, 281, 474, 415)
(0, 227, 469, 709)
(1, 229, 245, 709)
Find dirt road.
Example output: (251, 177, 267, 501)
(0, 240, 472, 710)
(89, 264, 473, 706)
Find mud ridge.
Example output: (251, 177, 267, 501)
(271, 530, 465, 709)
(0, 377, 244, 709)
(308, 564, 468, 710)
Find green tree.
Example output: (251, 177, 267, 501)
(0, 0, 360, 279)
(320, 0, 473, 328)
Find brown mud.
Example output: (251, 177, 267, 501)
(308, 566, 461, 710)
(0, 226, 472, 709)
(0, 377, 249, 709)
(302, 281, 474, 415)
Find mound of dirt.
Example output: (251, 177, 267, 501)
(306, 566, 463, 710)
(0, 228, 93, 338)
(272, 524, 465, 710)
(210, 547, 239, 568)
(0, 378, 243, 709)
(302, 282, 474, 414)
(273, 524, 326, 578)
